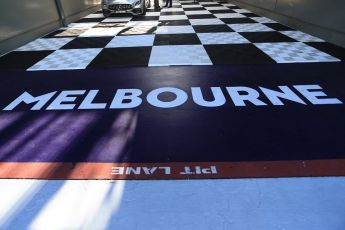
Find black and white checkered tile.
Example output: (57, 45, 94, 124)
(1, 0, 344, 70)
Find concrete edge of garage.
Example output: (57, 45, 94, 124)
(0, 4, 100, 56)
(62, 5, 101, 26)
(231, 0, 345, 48)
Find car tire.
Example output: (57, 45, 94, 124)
(102, 9, 111, 17)
(141, 1, 147, 15)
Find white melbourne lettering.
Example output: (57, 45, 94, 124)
(3, 85, 343, 111)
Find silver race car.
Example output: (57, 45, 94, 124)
(102, 0, 151, 16)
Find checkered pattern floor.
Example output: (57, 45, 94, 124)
(1, 0, 345, 70)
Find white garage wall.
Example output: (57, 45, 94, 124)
(232, 0, 345, 47)
(0, 0, 101, 55)
(60, 0, 101, 18)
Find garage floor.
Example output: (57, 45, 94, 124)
(1, 0, 345, 229)
(0, 0, 344, 70)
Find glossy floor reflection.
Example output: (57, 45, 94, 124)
(1, 177, 345, 230)
(0, 0, 344, 70)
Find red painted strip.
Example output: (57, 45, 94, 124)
(1, 160, 345, 180)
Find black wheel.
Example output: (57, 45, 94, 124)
(141, 1, 147, 15)
(102, 9, 111, 17)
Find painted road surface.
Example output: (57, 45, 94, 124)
(0, 64, 345, 180)
(1, 0, 345, 229)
